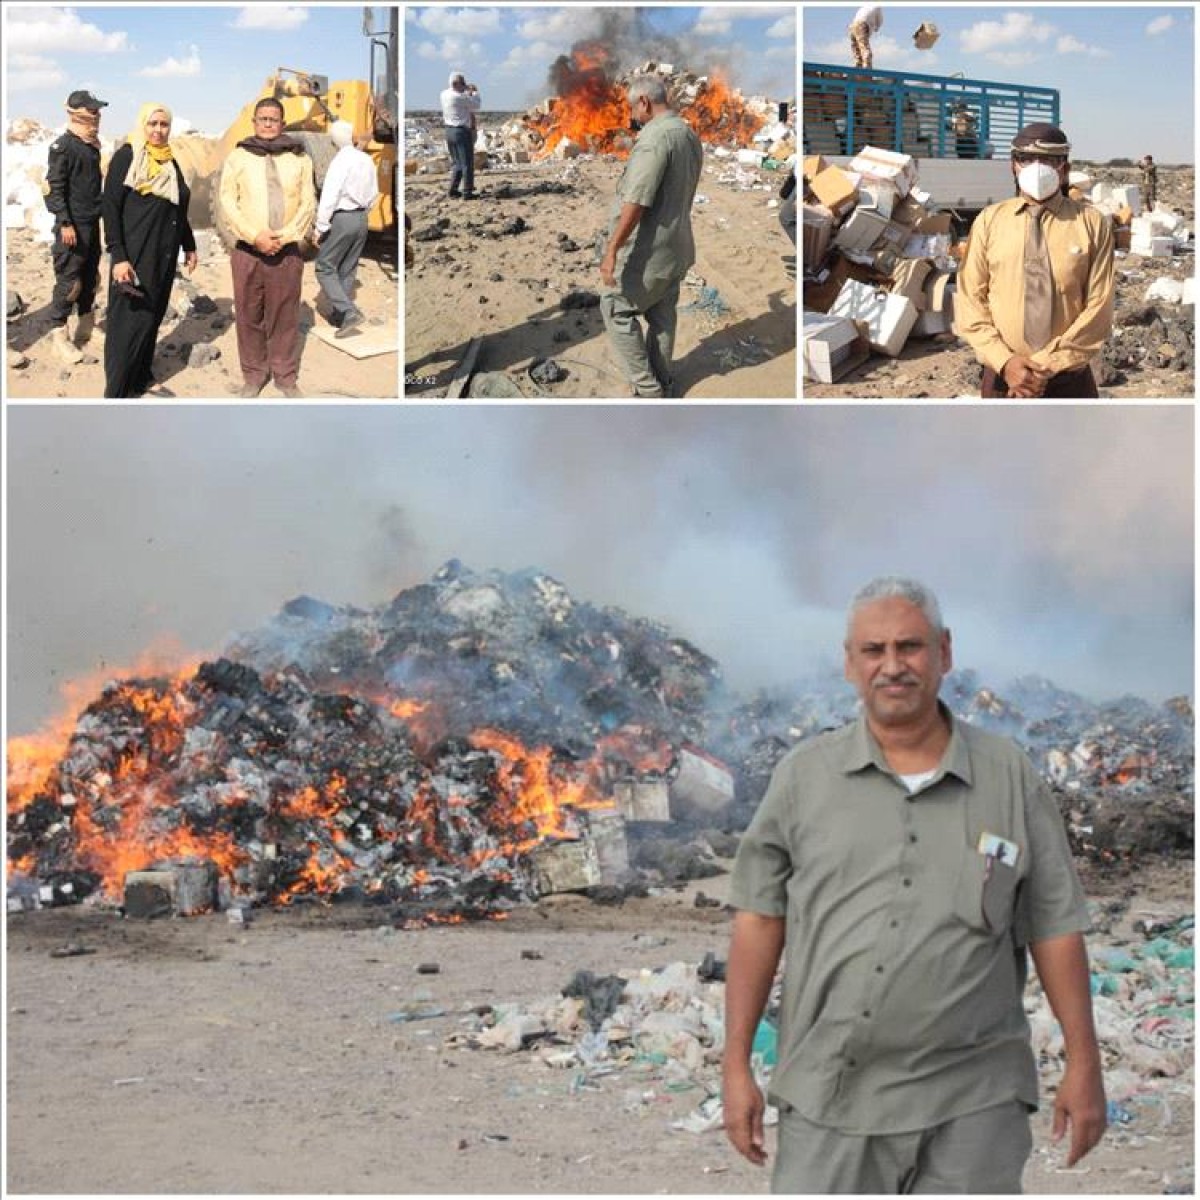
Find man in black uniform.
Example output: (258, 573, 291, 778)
(45, 89, 106, 365)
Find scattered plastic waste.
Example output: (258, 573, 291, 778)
(752, 1017, 778, 1066)
(681, 286, 731, 318)
(388, 1005, 447, 1023)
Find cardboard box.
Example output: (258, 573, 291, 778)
(1112, 184, 1142, 216)
(1114, 226, 1132, 251)
(1131, 236, 1174, 258)
(889, 258, 933, 306)
(911, 270, 956, 335)
(912, 287, 956, 336)
(890, 194, 928, 226)
(803, 154, 829, 182)
(834, 208, 891, 253)
(848, 146, 918, 198)
(802, 251, 887, 313)
(830, 278, 919, 356)
(808, 165, 859, 219)
(802, 203, 834, 270)
(858, 181, 896, 219)
(803, 311, 871, 383)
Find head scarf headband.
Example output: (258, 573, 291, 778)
(124, 102, 180, 205)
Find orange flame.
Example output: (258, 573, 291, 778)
(681, 73, 765, 145)
(7, 643, 203, 816)
(524, 55, 764, 160)
(470, 728, 610, 850)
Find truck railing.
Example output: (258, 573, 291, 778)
(804, 62, 1060, 161)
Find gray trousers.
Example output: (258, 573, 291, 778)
(315, 209, 369, 321)
(599, 279, 681, 397)
(772, 1101, 1032, 1194)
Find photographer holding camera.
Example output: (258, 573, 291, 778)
(440, 71, 481, 200)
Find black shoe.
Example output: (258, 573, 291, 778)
(447, 191, 462, 199)
(461, 192, 480, 200)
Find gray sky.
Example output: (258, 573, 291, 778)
(6, 405, 1193, 736)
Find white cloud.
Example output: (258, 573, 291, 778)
(694, 9, 733, 37)
(6, 7, 128, 53)
(232, 6, 308, 31)
(497, 40, 562, 75)
(766, 13, 797, 40)
(415, 36, 486, 69)
(959, 12, 1054, 55)
(1056, 35, 1110, 58)
(7, 51, 66, 91)
(413, 7, 501, 37)
(139, 45, 202, 78)
(514, 9, 600, 44)
(1146, 15, 1174, 35)
(987, 50, 1037, 68)
(808, 33, 932, 72)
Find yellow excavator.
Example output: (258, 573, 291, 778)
(174, 7, 397, 246)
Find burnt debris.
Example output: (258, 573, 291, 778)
(7, 563, 1193, 918)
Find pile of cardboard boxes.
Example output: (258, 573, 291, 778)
(802, 146, 960, 383)
(1076, 180, 1190, 258)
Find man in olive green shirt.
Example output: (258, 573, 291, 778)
(599, 75, 703, 398)
(723, 576, 1106, 1193)
(955, 122, 1114, 399)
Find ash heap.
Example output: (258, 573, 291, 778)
(7, 563, 1193, 919)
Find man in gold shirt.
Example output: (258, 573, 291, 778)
(955, 123, 1114, 399)
(217, 97, 316, 398)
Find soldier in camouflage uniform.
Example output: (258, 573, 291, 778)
(849, 4, 883, 69)
(1140, 155, 1158, 211)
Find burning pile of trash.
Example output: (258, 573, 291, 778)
(405, 56, 791, 178)
(7, 563, 1193, 918)
(6, 562, 735, 918)
(497, 52, 780, 163)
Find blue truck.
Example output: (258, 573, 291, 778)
(804, 62, 1061, 213)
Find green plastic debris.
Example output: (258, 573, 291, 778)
(752, 1017, 778, 1066)
(1141, 938, 1194, 969)
(1092, 947, 1139, 973)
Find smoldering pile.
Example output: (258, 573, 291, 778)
(7, 562, 1193, 920)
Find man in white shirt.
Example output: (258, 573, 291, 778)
(849, 4, 883, 69)
(313, 121, 380, 335)
(440, 71, 481, 199)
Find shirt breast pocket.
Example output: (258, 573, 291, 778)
(1059, 243, 1091, 301)
(955, 851, 1019, 936)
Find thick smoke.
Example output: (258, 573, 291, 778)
(5, 406, 1193, 736)
(534, 7, 750, 105)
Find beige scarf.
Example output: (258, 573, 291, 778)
(65, 106, 101, 147)
(122, 102, 179, 205)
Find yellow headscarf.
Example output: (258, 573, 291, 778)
(124, 102, 179, 204)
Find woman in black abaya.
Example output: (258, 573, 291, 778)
(102, 102, 198, 397)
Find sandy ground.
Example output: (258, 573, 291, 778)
(4, 227, 399, 400)
(804, 166, 1196, 400)
(404, 150, 797, 400)
(6, 857, 1191, 1195)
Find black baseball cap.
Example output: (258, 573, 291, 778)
(66, 90, 108, 111)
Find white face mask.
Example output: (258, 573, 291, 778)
(1017, 161, 1062, 202)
